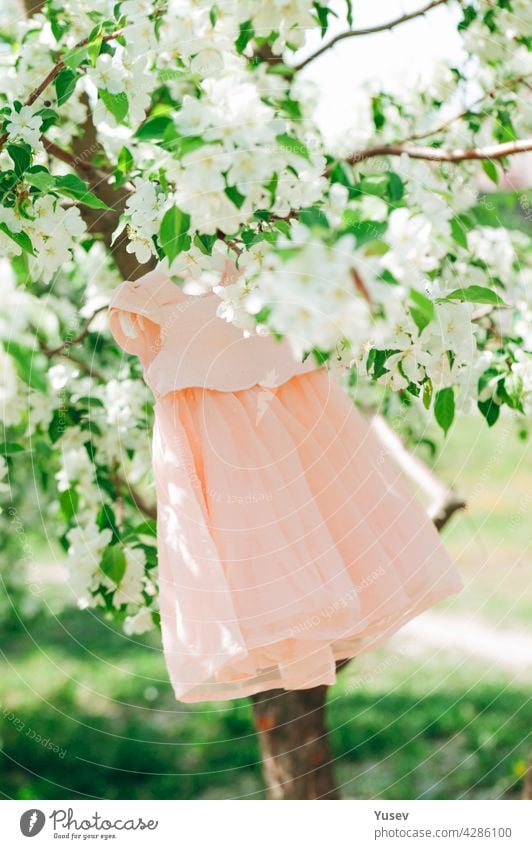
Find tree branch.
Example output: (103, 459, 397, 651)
(41, 136, 107, 178)
(43, 98, 154, 280)
(343, 137, 532, 166)
(43, 305, 107, 356)
(401, 74, 532, 144)
(4, 6, 143, 280)
(295, 0, 450, 71)
(351, 268, 372, 305)
(38, 338, 107, 382)
(370, 413, 466, 530)
(113, 473, 157, 520)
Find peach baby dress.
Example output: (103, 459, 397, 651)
(108, 267, 462, 703)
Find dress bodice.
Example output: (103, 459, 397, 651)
(108, 268, 317, 396)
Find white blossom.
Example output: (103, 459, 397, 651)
(6, 105, 42, 148)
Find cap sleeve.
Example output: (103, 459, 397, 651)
(108, 275, 166, 367)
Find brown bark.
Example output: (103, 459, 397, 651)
(68, 99, 155, 281)
(251, 685, 340, 799)
(344, 137, 532, 167)
(250, 439, 464, 800)
(22, 0, 45, 16)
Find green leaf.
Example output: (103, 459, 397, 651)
(434, 386, 455, 435)
(275, 98, 302, 120)
(478, 366, 500, 397)
(0, 442, 24, 454)
(96, 503, 118, 540)
(7, 142, 31, 177)
(450, 216, 468, 249)
(495, 109, 517, 143)
(115, 145, 134, 186)
(368, 348, 398, 380)
(442, 285, 506, 306)
(275, 133, 310, 162)
(224, 185, 246, 209)
(458, 4, 477, 30)
(48, 406, 81, 443)
(0, 223, 35, 256)
(477, 397, 500, 427)
(311, 348, 331, 366)
(264, 172, 278, 203)
(54, 174, 110, 210)
(371, 95, 385, 130)
(36, 107, 58, 134)
(25, 167, 54, 192)
(100, 545, 126, 585)
(49, 10, 68, 41)
(63, 44, 88, 70)
(99, 88, 129, 123)
(60, 487, 79, 521)
(134, 114, 174, 141)
(235, 20, 254, 53)
(299, 206, 329, 229)
(422, 379, 433, 411)
(134, 519, 157, 537)
(54, 68, 78, 106)
(194, 233, 217, 256)
(88, 31, 103, 66)
(500, 372, 524, 412)
(117, 146, 134, 175)
(314, 2, 337, 36)
(482, 159, 499, 185)
(387, 171, 405, 202)
(340, 215, 387, 247)
(163, 131, 206, 158)
(77, 396, 104, 408)
(345, 0, 354, 27)
(358, 174, 389, 198)
(266, 63, 296, 78)
(6, 341, 47, 391)
(159, 206, 191, 265)
(274, 219, 290, 237)
(409, 288, 435, 333)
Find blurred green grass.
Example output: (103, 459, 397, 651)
(435, 413, 532, 626)
(0, 414, 530, 800)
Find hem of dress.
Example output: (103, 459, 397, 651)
(170, 580, 463, 704)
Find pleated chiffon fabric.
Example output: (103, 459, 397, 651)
(109, 271, 462, 703)
(153, 370, 462, 702)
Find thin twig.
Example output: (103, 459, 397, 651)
(351, 268, 372, 305)
(343, 137, 532, 167)
(44, 305, 107, 355)
(295, 0, 450, 71)
(39, 338, 107, 382)
(402, 74, 532, 144)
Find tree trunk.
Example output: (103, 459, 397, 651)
(251, 685, 340, 799)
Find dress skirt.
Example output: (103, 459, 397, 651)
(153, 368, 462, 703)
